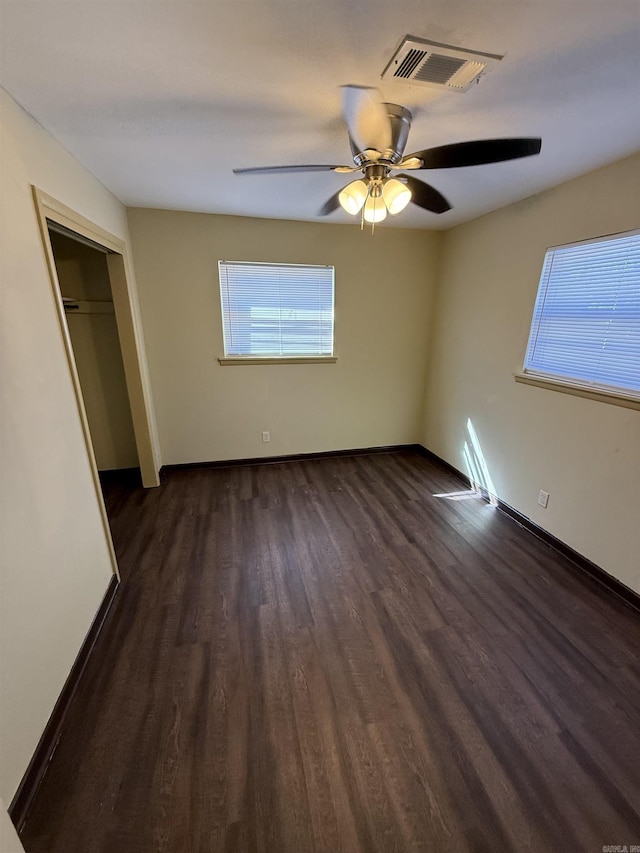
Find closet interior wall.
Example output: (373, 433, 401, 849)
(49, 230, 138, 472)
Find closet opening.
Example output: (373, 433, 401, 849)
(49, 224, 141, 483)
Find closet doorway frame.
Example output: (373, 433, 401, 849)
(33, 187, 160, 578)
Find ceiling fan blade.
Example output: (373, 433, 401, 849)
(393, 157, 423, 170)
(403, 138, 542, 170)
(400, 175, 451, 214)
(318, 190, 342, 217)
(342, 85, 392, 155)
(233, 164, 356, 175)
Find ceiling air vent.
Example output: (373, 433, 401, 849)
(382, 36, 503, 93)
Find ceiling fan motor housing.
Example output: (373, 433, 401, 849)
(349, 103, 412, 165)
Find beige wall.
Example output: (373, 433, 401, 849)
(0, 88, 154, 803)
(422, 153, 640, 593)
(128, 209, 440, 464)
(0, 800, 24, 853)
(50, 233, 139, 471)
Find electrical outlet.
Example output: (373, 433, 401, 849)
(262, 431, 270, 443)
(538, 490, 549, 508)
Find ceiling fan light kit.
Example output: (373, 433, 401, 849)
(338, 174, 412, 231)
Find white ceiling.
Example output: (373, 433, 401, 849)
(1, 1, 639, 228)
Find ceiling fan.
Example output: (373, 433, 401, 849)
(234, 86, 542, 226)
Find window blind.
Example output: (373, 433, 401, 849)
(218, 261, 334, 357)
(524, 231, 640, 396)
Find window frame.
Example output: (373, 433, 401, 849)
(515, 229, 640, 410)
(217, 260, 337, 365)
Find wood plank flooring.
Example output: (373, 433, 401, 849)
(21, 450, 640, 852)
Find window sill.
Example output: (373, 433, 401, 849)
(514, 372, 640, 411)
(218, 356, 338, 366)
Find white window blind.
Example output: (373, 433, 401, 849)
(524, 230, 640, 397)
(218, 261, 334, 357)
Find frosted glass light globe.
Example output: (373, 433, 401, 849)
(382, 178, 412, 214)
(338, 180, 368, 215)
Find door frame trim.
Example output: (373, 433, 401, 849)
(32, 187, 161, 576)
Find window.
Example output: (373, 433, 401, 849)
(218, 261, 335, 361)
(521, 230, 640, 403)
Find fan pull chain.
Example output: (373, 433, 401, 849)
(361, 181, 371, 231)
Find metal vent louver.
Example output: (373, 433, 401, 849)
(382, 36, 503, 92)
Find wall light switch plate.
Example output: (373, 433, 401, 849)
(262, 431, 270, 442)
(538, 490, 549, 508)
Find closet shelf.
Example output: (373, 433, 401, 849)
(62, 298, 114, 315)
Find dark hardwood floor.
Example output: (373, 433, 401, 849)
(21, 450, 640, 852)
